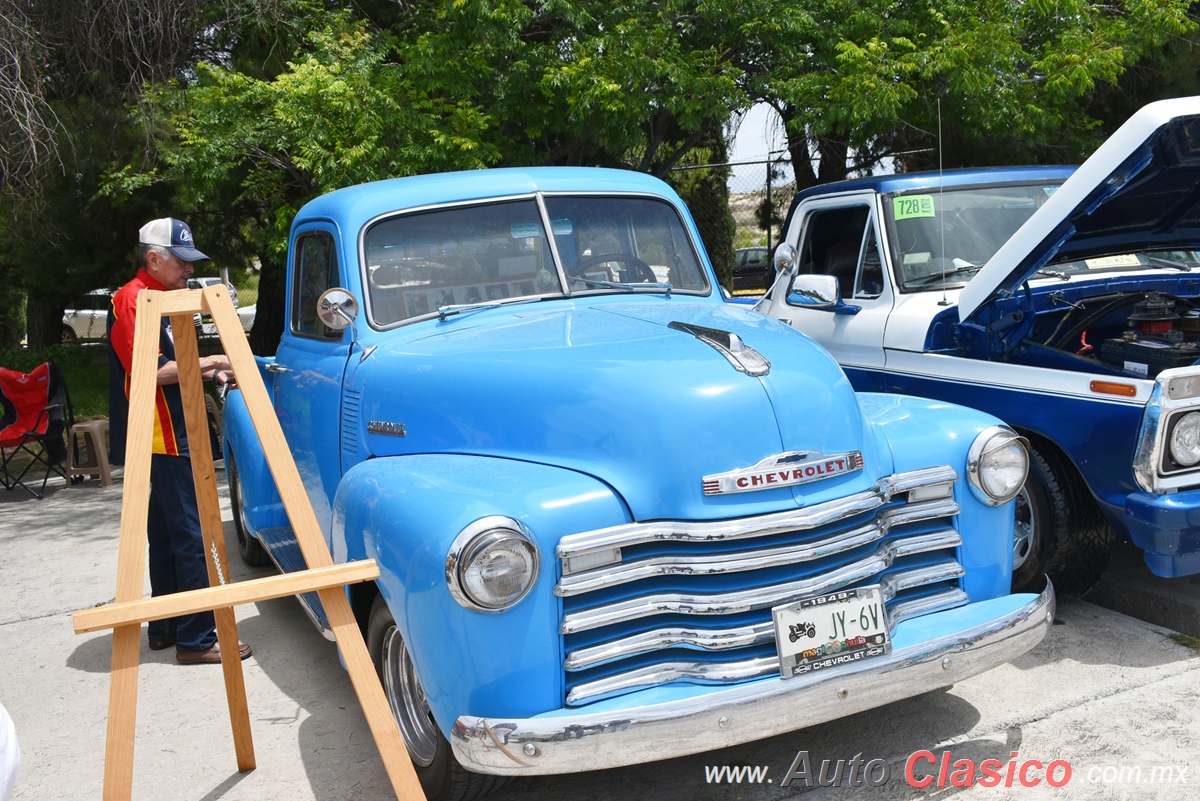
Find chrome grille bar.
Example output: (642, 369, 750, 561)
(555, 498, 960, 597)
(566, 656, 780, 706)
(560, 529, 962, 635)
(887, 588, 970, 629)
(564, 621, 776, 671)
(556, 465, 958, 571)
(881, 561, 965, 601)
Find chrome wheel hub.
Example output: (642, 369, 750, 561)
(1012, 484, 1033, 571)
(381, 624, 439, 766)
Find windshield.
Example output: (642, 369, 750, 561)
(542, 195, 709, 293)
(886, 183, 1063, 291)
(363, 194, 709, 326)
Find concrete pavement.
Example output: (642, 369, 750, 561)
(1, 472, 1198, 800)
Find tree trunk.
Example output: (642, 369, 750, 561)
(248, 250, 285, 357)
(26, 295, 64, 350)
(0, 283, 27, 348)
(816, 135, 850, 184)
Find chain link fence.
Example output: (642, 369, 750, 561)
(671, 156, 796, 295)
(728, 156, 797, 252)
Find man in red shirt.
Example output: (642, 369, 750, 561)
(107, 218, 252, 664)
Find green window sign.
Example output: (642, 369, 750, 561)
(893, 195, 936, 220)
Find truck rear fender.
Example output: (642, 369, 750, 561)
(330, 453, 632, 734)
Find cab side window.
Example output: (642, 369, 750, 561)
(293, 233, 340, 338)
(798, 206, 883, 300)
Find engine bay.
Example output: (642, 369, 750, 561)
(955, 270, 1200, 379)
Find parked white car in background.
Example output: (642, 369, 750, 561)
(61, 289, 114, 341)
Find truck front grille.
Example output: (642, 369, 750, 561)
(556, 466, 968, 706)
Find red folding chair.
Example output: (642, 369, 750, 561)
(0, 362, 74, 499)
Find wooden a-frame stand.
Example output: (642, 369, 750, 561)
(71, 285, 423, 801)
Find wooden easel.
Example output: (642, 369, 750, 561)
(72, 285, 423, 801)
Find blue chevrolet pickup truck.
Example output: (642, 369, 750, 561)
(757, 96, 1200, 596)
(222, 166, 1051, 800)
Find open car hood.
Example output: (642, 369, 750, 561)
(958, 95, 1200, 322)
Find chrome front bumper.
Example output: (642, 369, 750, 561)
(450, 582, 1054, 775)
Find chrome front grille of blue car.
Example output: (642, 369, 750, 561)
(557, 466, 968, 706)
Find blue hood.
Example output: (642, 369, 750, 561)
(355, 300, 887, 521)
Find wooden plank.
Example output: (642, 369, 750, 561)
(321, 587, 427, 800)
(102, 289, 164, 801)
(103, 625, 141, 801)
(171, 310, 255, 772)
(73, 561, 381, 633)
(159, 289, 206, 314)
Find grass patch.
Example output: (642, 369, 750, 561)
(1169, 632, 1200, 651)
(0, 344, 110, 420)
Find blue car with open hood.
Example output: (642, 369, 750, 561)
(756, 96, 1200, 596)
(221, 166, 1052, 800)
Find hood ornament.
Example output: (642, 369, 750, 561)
(703, 450, 863, 496)
(669, 321, 770, 376)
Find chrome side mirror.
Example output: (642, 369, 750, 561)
(788, 273, 839, 306)
(787, 274, 861, 316)
(316, 288, 377, 361)
(774, 243, 798, 275)
(317, 288, 359, 330)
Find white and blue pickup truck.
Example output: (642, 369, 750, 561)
(220, 166, 1051, 800)
(757, 96, 1200, 595)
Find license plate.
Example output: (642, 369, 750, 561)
(772, 586, 890, 678)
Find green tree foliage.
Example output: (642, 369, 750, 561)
(5, 0, 1200, 349)
(669, 125, 737, 289)
(127, 0, 743, 350)
(733, 0, 1197, 188)
(0, 0, 213, 347)
(137, 8, 505, 351)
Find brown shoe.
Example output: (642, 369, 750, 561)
(177, 642, 253, 664)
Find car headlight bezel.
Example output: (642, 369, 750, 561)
(1165, 409, 1200, 470)
(446, 516, 540, 612)
(967, 425, 1029, 507)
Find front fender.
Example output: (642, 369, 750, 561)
(330, 454, 632, 734)
(221, 387, 287, 536)
(857, 392, 1015, 600)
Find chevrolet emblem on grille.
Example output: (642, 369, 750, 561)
(702, 450, 863, 495)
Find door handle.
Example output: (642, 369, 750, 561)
(266, 363, 290, 374)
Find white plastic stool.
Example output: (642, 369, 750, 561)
(66, 418, 113, 487)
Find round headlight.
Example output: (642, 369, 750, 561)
(446, 517, 540, 611)
(1170, 411, 1200, 467)
(967, 426, 1029, 506)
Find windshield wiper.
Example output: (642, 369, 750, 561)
(570, 276, 673, 295)
(437, 297, 539, 321)
(907, 262, 981, 286)
(1143, 255, 1192, 271)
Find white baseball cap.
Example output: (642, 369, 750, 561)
(139, 218, 209, 262)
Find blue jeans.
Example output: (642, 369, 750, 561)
(147, 454, 216, 652)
